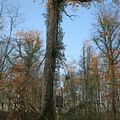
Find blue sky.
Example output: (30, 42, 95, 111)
(15, 0, 95, 61)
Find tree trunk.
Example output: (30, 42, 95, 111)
(110, 61, 116, 120)
(39, 1, 58, 120)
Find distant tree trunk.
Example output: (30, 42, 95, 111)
(109, 60, 116, 120)
(40, 1, 59, 120)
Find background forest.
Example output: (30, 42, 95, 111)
(0, 0, 120, 120)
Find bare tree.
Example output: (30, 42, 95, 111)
(0, 0, 20, 80)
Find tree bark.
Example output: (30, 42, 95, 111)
(39, 1, 58, 120)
